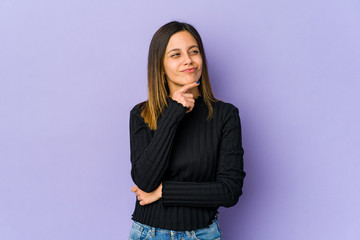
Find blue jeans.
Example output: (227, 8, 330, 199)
(129, 218, 222, 240)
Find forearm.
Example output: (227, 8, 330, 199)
(130, 99, 186, 192)
(162, 171, 245, 208)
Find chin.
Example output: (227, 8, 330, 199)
(184, 76, 200, 84)
(169, 76, 200, 86)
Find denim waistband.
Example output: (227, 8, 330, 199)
(132, 218, 218, 238)
(132, 221, 191, 237)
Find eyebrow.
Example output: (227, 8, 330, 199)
(166, 45, 199, 55)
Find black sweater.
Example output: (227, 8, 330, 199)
(129, 96, 245, 231)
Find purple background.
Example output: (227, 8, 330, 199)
(1, 0, 359, 239)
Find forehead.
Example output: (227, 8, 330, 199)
(166, 31, 198, 50)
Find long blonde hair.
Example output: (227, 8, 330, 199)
(141, 21, 217, 130)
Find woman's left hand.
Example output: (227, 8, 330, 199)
(131, 183, 162, 206)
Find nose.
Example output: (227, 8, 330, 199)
(184, 53, 193, 65)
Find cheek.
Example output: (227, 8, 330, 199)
(197, 62, 203, 75)
(197, 57, 203, 68)
(165, 63, 181, 77)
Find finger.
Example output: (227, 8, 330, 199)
(183, 97, 195, 104)
(177, 81, 200, 93)
(186, 102, 195, 113)
(184, 99, 195, 107)
(182, 93, 194, 99)
(186, 108, 193, 113)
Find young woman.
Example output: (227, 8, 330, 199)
(129, 21, 245, 240)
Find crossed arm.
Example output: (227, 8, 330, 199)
(130, 84, 245, 208)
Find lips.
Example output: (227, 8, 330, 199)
(182, 67, 197, 73)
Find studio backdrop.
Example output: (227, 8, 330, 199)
(0, 0, 359, 239)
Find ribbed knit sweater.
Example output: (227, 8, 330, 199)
(129, 96, 245, 231)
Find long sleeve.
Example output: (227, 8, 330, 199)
(130, 97, 245, 231)
(161, 107, 246, 208)
(130, 99, 187, 192)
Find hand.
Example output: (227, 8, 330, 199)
(171, 81, 200, 113)
(131, 183, 162, 206)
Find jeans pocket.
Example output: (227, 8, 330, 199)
(129, 222, 143, 240)
(193, 220, 222, 240)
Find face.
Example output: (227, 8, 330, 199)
(163, 31, 202, 91)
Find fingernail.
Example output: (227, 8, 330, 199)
(196, 80, 200, 84)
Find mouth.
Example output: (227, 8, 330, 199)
(181, 67, 197, 73)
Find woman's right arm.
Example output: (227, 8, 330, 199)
(130, 82, 200, 193)
(130, 100, 186, 193)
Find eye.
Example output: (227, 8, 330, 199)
(170, 52, 180, 58)
(190, 50, 199, 55)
